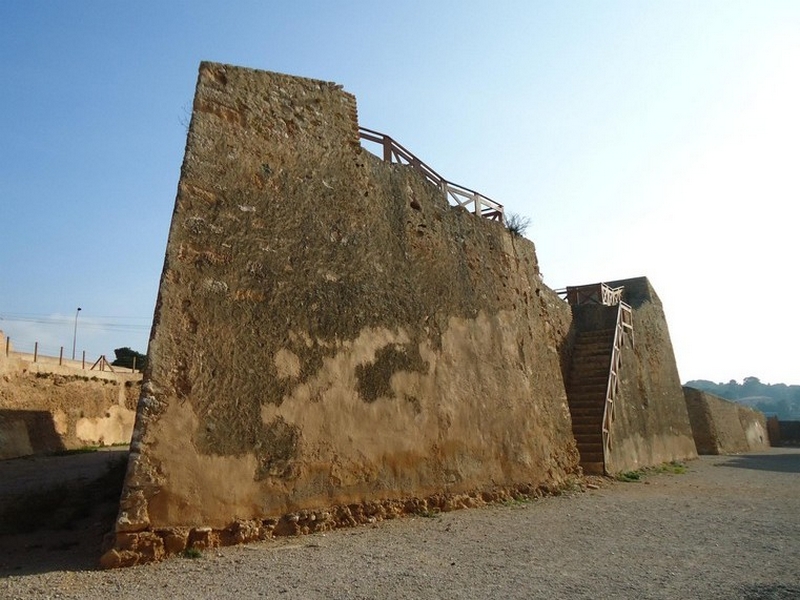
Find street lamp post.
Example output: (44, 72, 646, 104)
(72, 307, 81, 360)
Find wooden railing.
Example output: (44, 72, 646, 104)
(601, 301, 634, 458)
(359, 127, 505, 223)
(563, 282, 625, 307)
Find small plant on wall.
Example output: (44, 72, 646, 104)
(506, 213, 532, 237)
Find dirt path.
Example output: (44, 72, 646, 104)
(1, 448, 798, 599)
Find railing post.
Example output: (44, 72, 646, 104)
(132, 356, 137, 373)
(383, 136, 392, 163)
(34, 342, 38, 363)
(82, 350, 86, 370)
(59, 346, 63, 366)
(5, 337, 8, 357)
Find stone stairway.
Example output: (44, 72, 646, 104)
(567, 328, 616, 475)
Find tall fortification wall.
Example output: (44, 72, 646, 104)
(683, 386, 769, 454)
(102, 63, 580, 567)
(603, 278, 698, 473)
(0, 340, 140, 459)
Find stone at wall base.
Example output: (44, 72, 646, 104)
(100, 478, 582, 568)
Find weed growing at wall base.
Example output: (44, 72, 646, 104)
(183, 547, 202, 559)
(616, 461, 688, 482)
(655, 461, 687, 475)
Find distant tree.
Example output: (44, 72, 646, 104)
(112, 347, 147, 372)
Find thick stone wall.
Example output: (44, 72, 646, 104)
(602, 278, 698, 473)
(0, 352, 140, 460)
(683, 387, 769, 454)
(102, 63, 579, 567)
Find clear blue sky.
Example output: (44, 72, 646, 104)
(1, 1, 798, 384)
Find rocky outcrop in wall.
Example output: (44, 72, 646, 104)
(101, 62, 580, 567)
(600, 278, 698, 473)
(683, 387, 770, 454)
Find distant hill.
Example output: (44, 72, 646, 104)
(684, 377, 800, 420)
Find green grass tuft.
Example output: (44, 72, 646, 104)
(183, 547, 203, 559)
(617, 470, 642, 482)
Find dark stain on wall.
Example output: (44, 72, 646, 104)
(355, 343, 428, 403)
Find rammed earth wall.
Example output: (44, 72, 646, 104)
(683, 386, 770, 454)
(0, 342, 140, 459)
(102, 62, 580, 567)
(602, 278, 698, 473)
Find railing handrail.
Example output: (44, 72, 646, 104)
(601, 283, 624, 306)
(564, 282, 625, 307)
(601, 301, 634, 462)
(359, 127, 505, 223)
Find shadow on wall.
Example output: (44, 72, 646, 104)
(0, 410, 66, 459)
(557, 318, 579, 389)
(714, 450, 800, 474)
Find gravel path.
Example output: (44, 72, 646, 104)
(2, 448, 799, 599)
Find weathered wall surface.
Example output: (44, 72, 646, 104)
(0, 352, 140, 459)
(602, 278, 698, 473)
(683, 387, 769, 454)
(738, 406, 770, 451)
(103, 63, 579, 567)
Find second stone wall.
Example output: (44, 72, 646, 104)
(683, 386, 770, 454)
(604, 278, 698, 473)
(0, 359, 140, 460)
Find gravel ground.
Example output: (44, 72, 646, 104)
(1, 448, 799, 599)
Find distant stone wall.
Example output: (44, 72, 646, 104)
(603, 278, 698, 473)
(0, 355, 140, 459)
(765, 416, 798, 448)
(103, 63, 580, 567)
(683, 387, 769, 454)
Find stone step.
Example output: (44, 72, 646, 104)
(574, 335, 614, 346)
(568, 387, 607, 399)
(569, 400, 605, 412)
(574, 336, 612, 345)
(571, 422, 600, 435)
(576, 328, 616, 340)
(569, 374, 609, 386)
(576, 440, 603, 453)
(581, 461, 605, 475)
(571, 416, 604, 428)
(568, 385, 608, 397)
(569, 375, 608, 391)
(570, 356, 611, 369)
(580, 451, 604, 463)
(572, 346, 612, 358)
(571, 351, 612, 364)
(575, 437, 603, 450)
(571, 408, 604, 417)
(572, 414, 603, 424)
(569, 394, 605, 403)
